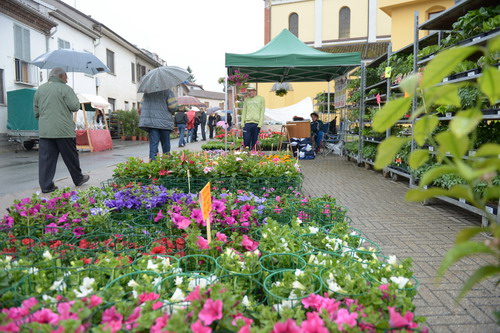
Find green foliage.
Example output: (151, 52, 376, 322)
(375, 36, 500, 300)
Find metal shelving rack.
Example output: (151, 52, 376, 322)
(349, 0, 500, 226)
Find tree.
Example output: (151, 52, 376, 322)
(187, 66, 196, 82)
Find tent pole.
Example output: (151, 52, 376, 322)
(327, 81, 331, 123)
(224, 77, 228, 151)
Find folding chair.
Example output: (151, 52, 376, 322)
(320, 121, 344, 156)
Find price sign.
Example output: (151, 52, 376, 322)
(467, 71, 475, 77)
(199, 182, 212, 243)
(428, 146, 434, 152)
(486, 206, 493, 214)
(384, 67, 392, 78)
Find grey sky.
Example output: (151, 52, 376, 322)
(61, 0, 265, 92)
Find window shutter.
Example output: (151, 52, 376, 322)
(14, 25, 23, 59)
(22, 27, 31, 61)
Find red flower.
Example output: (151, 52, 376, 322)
(150, 245, 166, 255)
(22, 238, 35, 247)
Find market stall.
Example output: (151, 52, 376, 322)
(74, 93, 113, 152)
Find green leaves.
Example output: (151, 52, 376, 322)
(435, 131, 468, 160)
(414, 115, 439, 146)
(450, 108, 483, 138)
(409, 149, 429, 169)
(374, 137, 410, 170)
(372, 98, 412, 132)
(424, 83, 465, 107)
(476, 143, 500, 157)
(421, 46, 478, 88)
(478, 65, 500, 105)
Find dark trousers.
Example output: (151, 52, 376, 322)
(39, 138, 84, 191)
(201, 123, 206, 140)
(149, 128, 171, 160)
(193, 125, 199, 141)
(208, 125, 215, 139)
(243, 123, 259, 150)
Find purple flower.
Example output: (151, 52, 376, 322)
(45, 223, 59, 235)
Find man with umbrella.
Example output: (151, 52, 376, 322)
(34, 67, 90, 193)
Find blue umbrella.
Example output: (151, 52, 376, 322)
(31, 49, 109, 75)
(207, 106, 221, 114)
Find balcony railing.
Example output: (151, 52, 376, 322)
(15, 59, 38, 86)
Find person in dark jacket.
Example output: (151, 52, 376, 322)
(193, 112, 201, 142)
(174, 108, 188, 147)
(226, 112, 233, 131)
(200, 109, 207, 141)
(310, 112, 324, 153)
(139, 89, 178, 160)
(34, 67, 90, 193)
(208, 113, 220, 139)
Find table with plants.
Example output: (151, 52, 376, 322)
(0, 150, 426, 332)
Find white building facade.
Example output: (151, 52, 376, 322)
(0, 0, 164, 135)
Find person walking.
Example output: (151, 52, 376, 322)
(139, 88, 178, 160)
(200, 108, 207, 141)
(34, 67, 90, 193)
(174, 108, 188, 147)
(226, 112, 233, 131)
(208, 112, 220, 139)
(241, 84, 265, 150)
(186, 108, 196, 143)
(192, 112, 201, 142)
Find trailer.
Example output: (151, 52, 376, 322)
(6, 88, 39, 152)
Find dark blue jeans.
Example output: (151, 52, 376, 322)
(149, 128, 171, 160)
(177, 124, 186, 146)
(243, 123, 259, 150)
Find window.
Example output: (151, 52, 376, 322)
(106, 49, 115, 74)
(124, 101, 129, 111)
(289, 13, 299, 37)
(132, 102, 136, 110)
(0, 69, 5, 104)
(136, 64, 146, 81)
(58, 38, 70, 49)
(131, 62, 135, 82)
(339, 7, 351, 39)
(108, 98, 116, 112)
(14, 24, 37, 85)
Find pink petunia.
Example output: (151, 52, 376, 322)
(197, 236, 210, 250)
(151, 314, 170, 333)
(191, 209, 205, 225)
(301, 312, 328, 333)
(44, 222, 59, 235)
(0, 322, 20, 332)
(302, 294, 324, 310)
(30, 308, 59, 325)
(154, 210, 165, 223)
(191, 320, 212, 333)
(198, 299, 223, 326)
(216, 232, 228, 242)
(138, 292, 160, 304)
(57, 213, 69, 224)
(152, 302, 164, 311)
(101, 306, 123, 324)
(388, 307, 418, 329)
(241, 235, 259, 251)
(232, 313, 253, 326)
(335, 309, 358, 331)
(186, 286, 202, 301)
(272, 319, 301, 333)
(21, 297, 38, 310)
(57, 302, 78, 321)
(88, 295, 102, 308)
(176, 217, 192, 230)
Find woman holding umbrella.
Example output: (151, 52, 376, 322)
(139, 89, 178, 160)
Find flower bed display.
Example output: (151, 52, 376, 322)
(201, 131, 286, 151)
(107, 151, 303, 195)
(0, 184, 427, 332)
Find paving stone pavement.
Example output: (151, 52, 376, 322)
(300, 155, 499, 333)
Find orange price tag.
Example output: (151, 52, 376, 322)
(199, 182, 212, 243)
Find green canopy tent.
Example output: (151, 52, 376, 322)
(224, 29, 361, 146)
(225, 29, 361, 83)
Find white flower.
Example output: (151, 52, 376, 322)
(309, 226, 319, 234)
(388, 255, 397, 266)
(381, 277, 389, 284)
(236, 157, 243, 162)
(42, 295, 56, 302)
(5, 256, 13, 263)
(172, 267, 182, 274)
(147, 259, 158, 271)
(175, 276, 183, 287)
(274, 300, 293, 312)
(390, 276, 410, 289)
(296, 218, 302, 225)
(292, 281, 306, 290)
(74, 277, 94, 298)
(188, 277, 209, 290)
(128, 279, 139, 288)
(50, 279, 66, 292)
(28, 267, 38, 274)
(242, 296, 251, 307)
(170, 288, 185, 302)
(153, 277, 162, 291)
(42, 251, 53, 260)
(327, 280, 342, 292)
(294, 269, 304, 277)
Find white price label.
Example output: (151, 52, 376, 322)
(472, 36, 481, 42)
(459, 198, 466, 203)
(468, 150, 476, 156)
(445, 112, 452, 118)
(486, 206, 494, 214)
(497, 110, 500, 115)
(443, 77, 449, 82)
(423, 185, 428, 190)
(467, 71, 475, 77)
(428, 146, 434, 152)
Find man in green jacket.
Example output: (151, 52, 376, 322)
(241, 84, 265, 149)
(34, 67, 89, 193)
